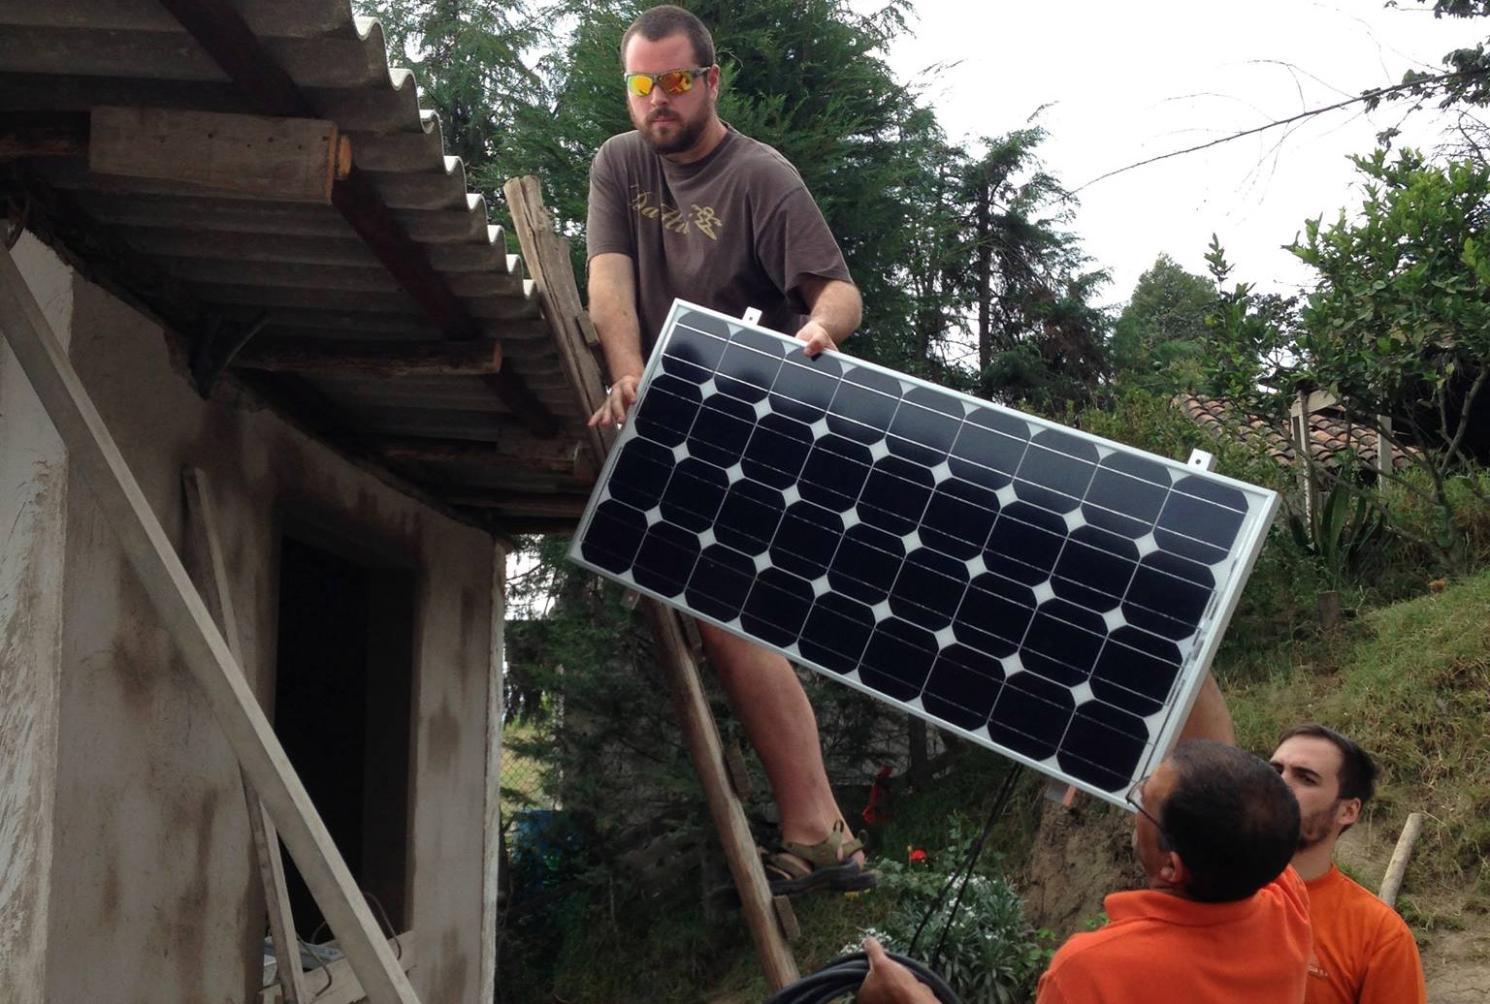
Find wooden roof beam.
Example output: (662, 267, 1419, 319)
(235, 337, 502, 377)
(441, 491, 591, 519)
(379, 436, 589, 480)
(156, 0, 557, 436)
(0, 112, 87, 161)
(89, 106, 351, 204)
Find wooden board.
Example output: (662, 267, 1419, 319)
(181, 468, 309, 1004)
(503, 176, 612, 469)
(0, 246, 420, 1004)
(235, 337, 503, 378)
(90, 106, 345, 204)
(378, 436, 582, 476)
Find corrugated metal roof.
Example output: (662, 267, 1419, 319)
(0, 0, 597, 532)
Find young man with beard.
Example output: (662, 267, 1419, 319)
(584, 5, 869, 893)
(1270, 724, 1426, 1004)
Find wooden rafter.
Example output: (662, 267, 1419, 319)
(379, 436, 584, 478)
(0, 111, 87, 161)
(441, 490, 591, 518)
(236, 337, 503, 377)
(89, 107, 351, 204)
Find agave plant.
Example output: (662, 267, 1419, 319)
(1287, 479, 1387, 591)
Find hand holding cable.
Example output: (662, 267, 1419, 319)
(762, 938, 957, 1004)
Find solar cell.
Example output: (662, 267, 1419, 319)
(570, 301, 1278, 808)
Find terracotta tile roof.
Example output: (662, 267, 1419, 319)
(1175, 394, 1416, 473)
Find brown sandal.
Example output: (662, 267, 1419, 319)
(763, 820, 878, 896)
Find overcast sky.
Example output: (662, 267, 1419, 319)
(864, 0, 1486, 307)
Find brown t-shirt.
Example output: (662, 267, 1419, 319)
(586, 127, 853, 352)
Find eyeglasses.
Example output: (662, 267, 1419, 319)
(1126, 775, 1173, 851)
(624, 67, 710, 98)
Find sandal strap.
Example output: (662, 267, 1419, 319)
(780, 820, 864, 867)
(763, 850, 813, 881)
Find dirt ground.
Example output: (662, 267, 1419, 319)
(1018, 798, 1135, 938)
(1018, 799, 1490, 1002)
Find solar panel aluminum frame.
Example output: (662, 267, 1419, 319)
(570, 299, 1280, 810)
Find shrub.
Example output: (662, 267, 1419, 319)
(1382, 467, 1490, 574)
(846, 818, 1053, 1004)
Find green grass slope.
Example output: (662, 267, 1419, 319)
(1228, 567, 1490, 928)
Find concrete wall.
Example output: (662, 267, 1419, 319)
(0, 235, 75, 1004)
(25, 265, 497, 1002)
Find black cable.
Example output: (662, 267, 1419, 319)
(762, 950, 960, 1004)
(910, 767, 1021, 962)
(929, 768, 1020, 971)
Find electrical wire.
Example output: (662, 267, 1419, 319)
(912, 766, 1022, 966)
(762, 949, 960, 1004)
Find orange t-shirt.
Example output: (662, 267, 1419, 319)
(1035, 866, 1312, 1004)
(1304, 865, 1425, 1004)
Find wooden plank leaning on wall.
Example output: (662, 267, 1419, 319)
(0, 246, 421, 1004)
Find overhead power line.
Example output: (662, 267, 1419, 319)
(1074, 67, 1489, 193)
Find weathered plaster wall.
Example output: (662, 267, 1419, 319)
(480, 551, 506, 1004)
(41, 274, 496, 1003)
(0, 235, 74, 1004)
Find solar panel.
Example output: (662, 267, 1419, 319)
(570, 301, 1279, 808)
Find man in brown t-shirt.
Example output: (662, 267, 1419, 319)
(585, 5, 869, 892)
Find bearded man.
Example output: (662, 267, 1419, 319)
(584, 4, 869, 893)
(1270, 724, 1426, 1004)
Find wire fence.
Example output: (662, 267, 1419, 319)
(500, 720, 557, 817)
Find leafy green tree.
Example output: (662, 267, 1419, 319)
(1385, 2, 1490, 112)
(1110, 254, 1215, 394)
(1292, 150, 1490, 449)
(1290, 149, 1490, 561)
(1198, 235, 1300, 421)
(493, 0, 634, 241)
(364, 0, 547, 173)
(957, 128, 1110, 412)
(1200, 152, 1490, 569)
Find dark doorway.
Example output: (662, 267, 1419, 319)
(273, 533, 415, 940)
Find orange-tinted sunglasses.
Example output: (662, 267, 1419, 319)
(624, 67, 710, 98)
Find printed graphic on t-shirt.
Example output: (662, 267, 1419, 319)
(630, 188, 723, 240)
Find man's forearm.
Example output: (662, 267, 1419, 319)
(1177, 672, 1235, 745)
(585, 253, 647, 427)
(587, 253, 646, 384)
(591, 299, 646, 384)
(808, 278, 862, 346)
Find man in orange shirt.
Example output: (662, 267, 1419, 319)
(860, 740, 1310, 1004)
(1270, 724, 1426, 1004)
